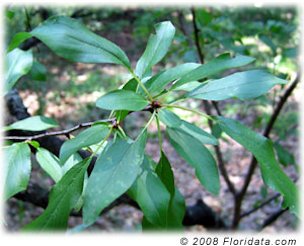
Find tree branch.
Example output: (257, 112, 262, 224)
(240, 193, 281, 218)
(4, 119, 115, 141)
(260, 208, 289, 229)
(4, 105, 156, 141)
(191, 8, 204, 64)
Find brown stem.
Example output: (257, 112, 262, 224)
(3, 119, 115, 141)
(4, 105, 155, 141)
(240, 193, 280, 218)
(260, 208, 289, 229)
(191, 8, 204, 64)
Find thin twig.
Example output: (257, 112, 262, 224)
(4, 104, 156, 141)
(4, 119, 115, 141)
(191, 8, 204, 64)
(240, 193, 281, 218)
(260, 208, 289, 229)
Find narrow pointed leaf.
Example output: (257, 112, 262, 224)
(128, 156, 171, 228)
(179, 120, 218, 145)
(23, 158, 89, 230)
(115, 78, 139, 122)
(158, 109, 182, 128)
(156, 152, 185, 228)
(4, 116, 58, 132)
(5, 48, 33, 93)
(172, 81, 202, 92)
(96, 89, 149, 111)
(159, 109, 217, 145)
(167, 128, 220, 195)
(216, 116, 298, 215)
(4, 142, 31, 199)
(60, 124, 110, 163)
(156, 153, 175, 193)
(144, 63, 200, 95)
(31, 16, 130, 68)
(83, 132, 147, 225)
(187, 70, 287, 101)
(173, 53, 255, 89)
(36, 148, 62, 183)
(135, 21, 175, 78)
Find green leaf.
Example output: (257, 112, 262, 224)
(4, 142, 31, 199)
(128, 156, 171, 229)
(5, 48, 33, 93)
(179, 120, 218, 145)
(135, 21, 175, 78)
(24, 158, 89, 230)
(172, 53, 255, 89)
(60, 124, 110, 164)
(115, 78, 139, 122)
(156, 153, 175, 194)
(211, 122, 223, 139)
(36, 148, 63, 183)
(273, 142, 296, 167)
(30, 61, 47, 81)
(156, 152, 185, 228)
(158, 109, 182, 128)
(172, 81, 202, 92)
(4, 116, 58, 132)
(159, 109, 217, 145)
(122, 78, 138, 91)
(7, 32, 32, 52)
(167, 128, 220, 195)
(62, 153, 83, 175)
(31, 16, 130, 68)
(186, 70, 287, 101)
(144, 63, 200, 95)
(96, 89, 149, 111)
(216, 116, 298, 215)
(83, 132, 147, 225)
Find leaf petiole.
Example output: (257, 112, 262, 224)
(155, 114, 163, 156)
(90, 128, 113, 158)
(129, 69, 153, 101)
(137, 111, 156, 140)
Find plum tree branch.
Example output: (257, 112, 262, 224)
(4, 106, 155, 141)
(3, 119, 115, 141)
